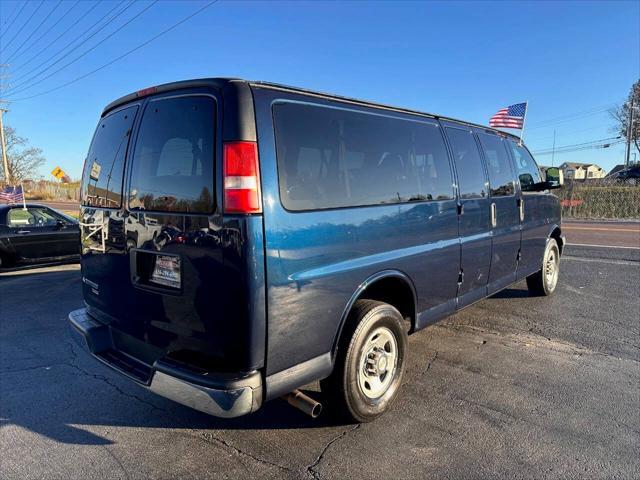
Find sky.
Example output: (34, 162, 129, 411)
(0, 0, 638, 181)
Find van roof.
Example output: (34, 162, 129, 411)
(102, 77, 522, 142)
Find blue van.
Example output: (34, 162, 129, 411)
(69, 79, 564, 422)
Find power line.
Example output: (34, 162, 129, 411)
(1, 0, 45, 58)
(5, 0, 134, 94)
(4, 0, 64, 65)
(533, 136, 623, 155)
(8, 1, 101, 76)
(527, 103, 616, 126)
(534, 136, 621, 152)
(526, 124, 609, 143)
(6, 0, 130, 90)
(3, 0, 81, 72)
(0, 1, 28, 41)
(526, 104, 617, 130)
(10, 0, 218, 102)
(6, 0, 154, 97)
(532, 140, 625, 156)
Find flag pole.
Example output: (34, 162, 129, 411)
(519, 101, 529, 146)
(21, 181, 26, 210)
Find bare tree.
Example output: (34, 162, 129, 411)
(611, 80, 640, 157)
(0, 125, 45, 184)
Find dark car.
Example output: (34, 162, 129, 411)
(617, 165, 640, 182)
(69, 78, 565, 423)
(0, 203, 79, 268)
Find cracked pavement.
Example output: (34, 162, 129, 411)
(1, 245, 639, 479)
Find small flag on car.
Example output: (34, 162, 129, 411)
(489, 102, 527, 129)
(0, 185, 24, 203)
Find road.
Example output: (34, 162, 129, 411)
(1, 246, 639, 479)
(563, 220, 640, 249)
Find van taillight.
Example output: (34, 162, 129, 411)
(223, 141, 262, 214)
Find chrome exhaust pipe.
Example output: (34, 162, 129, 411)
(282, 389, 323, 418)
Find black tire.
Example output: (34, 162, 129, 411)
(0, 252, 12, 269)
(321, 299, 408, 423)
(526, 238, 560, 296)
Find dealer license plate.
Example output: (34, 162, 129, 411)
(150, 254, 181, 289)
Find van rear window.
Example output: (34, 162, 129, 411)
(128, 96, 215, 213)
(273, 103, 454, 211)
(81, 105, 138, 208)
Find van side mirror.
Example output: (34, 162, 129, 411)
(544, 167, 564, 189)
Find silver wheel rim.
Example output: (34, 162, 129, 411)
(545, 247, 559, 290)
(357, 326, 398, 399)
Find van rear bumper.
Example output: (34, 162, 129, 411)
(68, 308, 262, 418)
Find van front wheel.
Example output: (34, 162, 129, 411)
(526, 238, 560, 296)
(321, 300, 407, 423)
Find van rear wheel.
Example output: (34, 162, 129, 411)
(526, 238, 560, 296)
(321, 300, 407, 423)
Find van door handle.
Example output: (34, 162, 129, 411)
(491, 203, 497, 228)
(17, 230, 31, 234)
(518, 198, 525, 222)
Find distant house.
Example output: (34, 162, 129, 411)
(558, 162, 606, 180)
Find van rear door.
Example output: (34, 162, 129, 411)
(79, 85, 265, 375)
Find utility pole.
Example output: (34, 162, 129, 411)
(0, 107, 9, 186)
(551, 129, 556, 167)
(626, 94, 635, 168)
(0, 64, 9, 186)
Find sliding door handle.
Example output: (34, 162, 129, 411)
(518, 198, 525, 222)
(491, 202, 497, 228)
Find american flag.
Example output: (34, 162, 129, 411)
(0, 185, 24, 203)
(489, 102, 527, 129)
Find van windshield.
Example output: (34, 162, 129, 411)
(128, 96, 215, 213)
(81, 106, 138, 208)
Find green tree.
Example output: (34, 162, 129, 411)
(1, 125, 46, 184)
(611, 80, 640, 158)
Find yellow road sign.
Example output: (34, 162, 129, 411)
(51, 166, 66, 180)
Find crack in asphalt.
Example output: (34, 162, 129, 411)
(305, 424, 361, 479)
(426, 351, 439, 372)
(64, 341, 169, 414)
(196, 431, 295, 474)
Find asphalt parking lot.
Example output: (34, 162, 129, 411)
(1, 245, 639, 479)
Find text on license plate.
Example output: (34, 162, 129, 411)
(150, 255, 181, 289)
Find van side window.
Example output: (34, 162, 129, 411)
(509, 143, 542, 191)
(128, 96, 215, 213)
(477, 134, 514, 197)
(273, 103, 453, 211)
(81, 106, 138, 208)
(444, 127, 487, 199)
